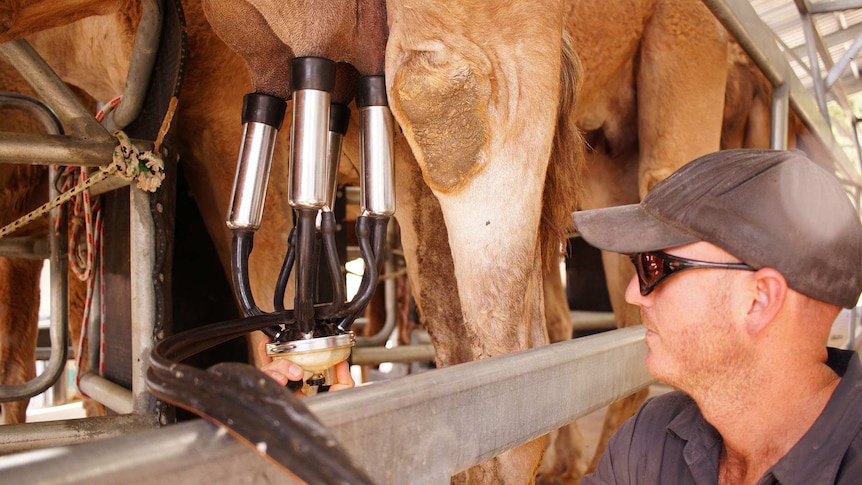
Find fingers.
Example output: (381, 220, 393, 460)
(328, 360, 356, 392)
(259, 356, 355, 393)
(260, 358, 304, 387)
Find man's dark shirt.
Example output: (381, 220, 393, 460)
(582, 348, 862, 484)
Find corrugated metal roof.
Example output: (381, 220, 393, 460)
(748, 0, 862, 104)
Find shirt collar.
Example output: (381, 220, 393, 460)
(665, 349, 862, 485)
(767, 348, 862, 485)
(667, 394, 722, 484)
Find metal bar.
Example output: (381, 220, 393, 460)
(791, 0, 862, 177)
(701, 0, 862, 187)
(809, 0, 862, 14)
(790, 22, 862, 61)
(0, 415, 153, 456)
(129, 187, 157, 415)
(77, 372, 134, 415)
(0, 55, 136, 193)
(570, 311, 617, 330)
(771, 82, 790, 149)
(0, 418, 293, 484)
(0, 132, 111, 166)
(101, 0, 163, 132)
(87, 257, 102, 375)
(0, 326, 652, 484)
(799, 9, 831, 122)
(351, 344, 436, 365)
(703, 0, 786, 88)
(825, 34, 862, 90)
(35, 347, 74, 361)
(0, 40, 110, 141)
(0, 93, 63, 135)
(0, 237, 49, 259)
(0, 132, 153, 167)
(89, 176, 132, 196)
(793, 0, 858, 129)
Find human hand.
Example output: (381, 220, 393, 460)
(258, 339, 355, 392)
(260, 358, 354, 390)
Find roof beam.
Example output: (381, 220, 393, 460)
(809, 0, 862, 14)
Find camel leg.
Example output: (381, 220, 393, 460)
(393, 134, 472, 367)
(537, 268, 589, 484)
(636, 0, 728, 196)
(387, 3, 566, 481)
(0, 258, 41, 424)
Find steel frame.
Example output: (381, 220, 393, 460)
(0, 327, 652, 484)
(0, 94, 68, 404)
(0, 1, 163, 414)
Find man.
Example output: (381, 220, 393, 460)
(574, 149, 862, 484)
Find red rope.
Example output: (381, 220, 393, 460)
(70, 96, 119, 395)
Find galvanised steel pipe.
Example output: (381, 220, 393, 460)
(100, 0, 163, 132)
(0, 40, 110, 141)
(0, 132, 154, 167)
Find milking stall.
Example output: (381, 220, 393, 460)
(0, 0, 860, 483)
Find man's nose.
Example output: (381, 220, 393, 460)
(624, 274, 644, 306)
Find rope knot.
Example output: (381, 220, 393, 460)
(109, 130, 165, 192)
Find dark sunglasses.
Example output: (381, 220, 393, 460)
(629, 251, 756, 296)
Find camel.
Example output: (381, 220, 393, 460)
(199, 1, 583, 482)
(0, 1, 831, 483)
(1, 1, 583, 482)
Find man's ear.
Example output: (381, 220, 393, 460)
(747, 268, 787, 335)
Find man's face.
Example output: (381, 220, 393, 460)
(625, 241, 756, 394)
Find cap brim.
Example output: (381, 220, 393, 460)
(572, 204, 700, 254)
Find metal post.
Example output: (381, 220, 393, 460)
(771, 82, 790, 150)
(76, 373, 134, 415)
(101, 0, 163, 132)
(798, 8, 831, 124)
(0, 415, 153, 456)
(130, 187, 157, 415)
(0, 40, 110, 141)
(700, 0, 862, 187)
(350, 344, 436, 365)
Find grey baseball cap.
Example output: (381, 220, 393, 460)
(571, 149, 862, 308)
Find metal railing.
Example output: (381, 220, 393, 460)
(0, 327, 653, 483)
